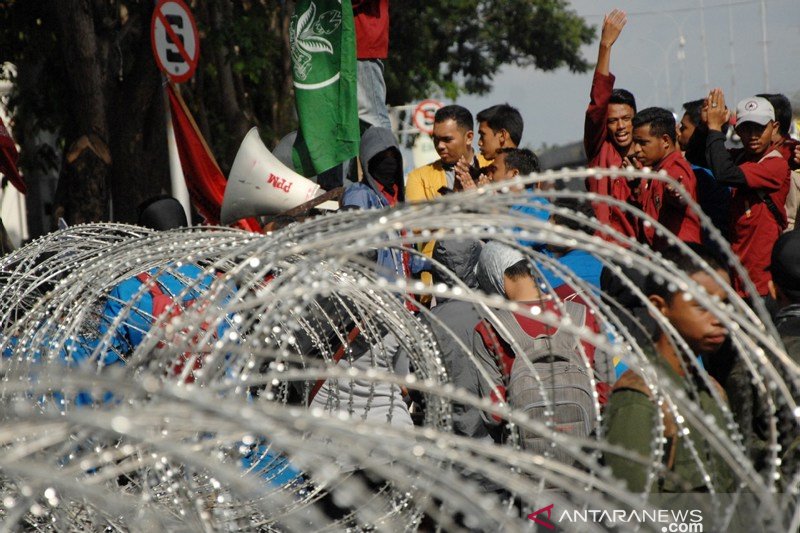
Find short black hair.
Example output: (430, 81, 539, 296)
(504, 259, 532, 281)
(644, 244, 726, 302)
(610, 88, 637, 113)
(632, 107, 677, 143)
(682, 99, 705, 127)
(682, 98, 728, 136)
(756, 93, 792, 137)
(434, 105, 473, 132)
(498, 147, 539, 175)
(476, 104, 524, 146)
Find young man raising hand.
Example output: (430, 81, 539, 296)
(703, 89, 790, 297)
(583, 9, 639, 241)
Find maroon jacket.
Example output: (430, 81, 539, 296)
(706, 131, 790, 296)
(583, 71, 637, 242)
(353, 0, 389, 59)
(635, 150, 702, 249)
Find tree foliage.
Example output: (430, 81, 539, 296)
(0, 0, 593, 235)
(386, 0, 595, 103)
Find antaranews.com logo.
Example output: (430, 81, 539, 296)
(528, 504, 703, 531)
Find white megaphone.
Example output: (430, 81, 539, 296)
(221, 128, 338, 224)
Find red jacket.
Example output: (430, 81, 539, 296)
(353, 0, 389, 59)
(730, 150, 790, 295)
(635, 150, 702, 249)
(583, 71, 637, 243)
(707, 129, 790, 295)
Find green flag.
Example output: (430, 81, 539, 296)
(290, 0, 359, 176)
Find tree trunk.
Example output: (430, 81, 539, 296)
(209, 0, 250, 164)
(52, 0, 110, 223)
(51, 0, 170, 225)
(107, 3, 169, 223)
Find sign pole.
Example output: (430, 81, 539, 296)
(152, 0, 200, 224)
(164, 88, 192, 223)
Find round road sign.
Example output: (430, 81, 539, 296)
(151, 0, 200, 83)
(412, 99, 444, 135)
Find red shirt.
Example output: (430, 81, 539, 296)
(583, 71, 637, 242)
(636, 150, 702, 249)
(353, 0, 389, 59)
(729, 150, 790, 295)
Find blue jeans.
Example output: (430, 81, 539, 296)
(357, 59, 391, 130)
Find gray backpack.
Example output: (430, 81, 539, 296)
(486, 301, 597, 463)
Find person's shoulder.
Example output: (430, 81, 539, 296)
(430, 299, 482, 326)
(342, 183, 376, 204)
(661, 150, 693, 178)
(408, 160, 442, 177)
(612, 369, 652, 399)
(762, 150, 790, 170)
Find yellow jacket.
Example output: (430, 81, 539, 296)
(406, 154, 491, 204)
(405, 154, 490, 294)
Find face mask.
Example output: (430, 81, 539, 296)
(369, 151, 401, 190)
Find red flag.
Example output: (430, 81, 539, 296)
(166, 83, 260, 232)
(0, 115, 26, 194)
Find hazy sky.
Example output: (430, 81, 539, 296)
(453, 0, 800, 149)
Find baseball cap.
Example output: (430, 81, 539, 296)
(771, 230, 800, 301)
(735, 96, 775, 126)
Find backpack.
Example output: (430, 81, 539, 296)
(136, 272, 215, 383)
(485, 301, 597, 462)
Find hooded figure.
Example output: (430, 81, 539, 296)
(343, 126, 404, 209)
(341, 127, 408, 278)
(475, 241, 526, 296)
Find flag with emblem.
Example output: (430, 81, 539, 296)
(290, 0, 359, 176)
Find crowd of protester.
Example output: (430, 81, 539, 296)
(329, 7, 800, 496)
(37, 5, 800, 508)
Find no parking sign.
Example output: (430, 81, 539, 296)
(412, 99, 444, 135)
(150, 0, 199, 83)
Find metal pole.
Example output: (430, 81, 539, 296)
(678, 34, 686, 105)
(153, 0, 191, 224)
(759, 0, 770, 92)
(164, 88, 192, 224)
(698, 0, 711, 93)
(663, 14, 687, 108)
(727, 0, 737, 101)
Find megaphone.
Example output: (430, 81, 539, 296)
(221, 128, 338, 224)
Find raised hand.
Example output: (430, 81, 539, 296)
(600, 9, 627, 48)
(454, 156, 477, 190)
(704, 88, 730, 131)
(596, 9, 627, 76)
